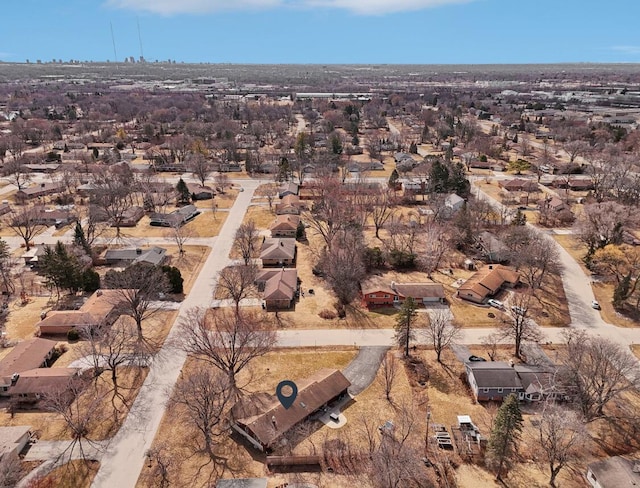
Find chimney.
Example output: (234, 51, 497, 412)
(390, 281, 397, 292)
(41, 183, 46, 188)
(271, 416, 277, 428)
(488, 265, 493, 270)
(136, 248, 142, 254)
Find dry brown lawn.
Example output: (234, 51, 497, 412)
(0, 367, 148, 441)
(592, 281, 638, 328)
(100, 212, 227, 239)
(3, 296, 52, 341)
(242, 204, 277, 228)
(29, 460, 99, 488)
(632, 345, 640, 360)
(164, 245, 210, 295)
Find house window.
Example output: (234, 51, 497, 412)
(483, 388, 489, 393)
(384, 294, 389, 298)
(369, 294, 376, 298)
(497, 388, 503, 393)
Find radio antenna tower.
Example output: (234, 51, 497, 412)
(110, 22, 118, 62)
(137, 17, 145, 61)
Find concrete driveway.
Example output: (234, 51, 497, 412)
(342, 346, 389, 395)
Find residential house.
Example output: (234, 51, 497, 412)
(7, 368, 79, 405)
(275, 194, 303, 216)
(187, 183, 214, 200)
(0, 426, 32, 462)
(149, 205, 200, 227)
(278, 182, 299, 199)
(456, 265, 519, 304)
(24, 163, 60, 173)
(568, 178, 594, 191)
(540, 196, 568, 213)
(444, 193, 465, 216)
(15, 183, 63, 202)
(231, 369, 351, 452)
(21, 245, 47, 268)
(465, 361, 566, 402)
(0, 338, 58, 396)
(118, 206, 145, 227)
(256, 268, 298, 309)
(498, 178, 539, 193)
(476, 231, 510, 263)
(586, 455, 640, 488)
(29, 207, 77, 228)
(360, 278, 445, 308)
(37, 289, 127, 336)
(102, 247, 167, 267)
(269, 215, 300, 238)
(260, 238, 296, 267)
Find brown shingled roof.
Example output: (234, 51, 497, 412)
(0, 338, 57, 381)
(232, 369, 350, 449)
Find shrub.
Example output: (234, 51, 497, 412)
(318, 309, 337, 320)
(161, 265, 184, 294)
(81, 269, 101, 292)
(67, 329, 79, 342)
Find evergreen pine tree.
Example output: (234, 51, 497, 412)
(613, 273, 631, 310)
(395, 297, 417, 357)
(176, 178, 191, 205)
(487, 394, 524, 480)
(388, 168, 400, 189)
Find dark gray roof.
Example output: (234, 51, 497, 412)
(467, 362, 522, 389)
(104, 247, 167, 266)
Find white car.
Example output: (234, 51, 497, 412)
(487, 299, 504, 309)
(591, 300, 601, 310)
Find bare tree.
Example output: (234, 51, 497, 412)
(320, 229, 366, 305)
(500, 292, 542, 359)
(179, 307, 276, 393)
(519, 134, 532, 157)
(574, 201, 635, 260)
(418, 222, 450, 278)
(169, 219, 193, 255)
(0, 454, 21, 488)
(370, 187, 396, 239)
(168, 365, 233, 462)
(563, 139, 590, 164)
(234, 220, 259, 265)
(425, 309, 460, 363)
(214, 173, 230, 193)
(42, 377, 106, 464)
(2, 157, 31, 190)
(563, 330, 640, 420)
(145, 441, 173, 488)
(216, 264, 258, 315)
(104, 263, 170, 341)
(377, 353, 398, 403)
(188, 153, 212, 186)
(482, 332, 502, 361)
(535, 404, 587, 487)
(6, 206, 48, 251)
(91, 169, 132, 239)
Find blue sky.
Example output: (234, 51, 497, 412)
(2, 0, 640, 64)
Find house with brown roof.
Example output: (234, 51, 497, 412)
(260, 238, 296, 267)
(231, 369, 351, 452)
(498, 178, 538, 193)
(256, 268, 298, 309)
(8, 368, 79, 405)
(15, 183, 63, 202)
(278, 182, 299, 199)
(275, 194, 303, 215)
(269, 215, 300, 238)
(0, 338, 58, 396)
(360, 278, 445, 308)
(187, 183, 214, 200)
(457, 265, 519, 304)
(37, 289, 127, 336)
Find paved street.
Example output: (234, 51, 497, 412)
(5, 173, 640, 488)
(91, 180, 260, 488)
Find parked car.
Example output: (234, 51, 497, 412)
(487, 299, 504, 309)
(591, 300, 601, 310)
(468, 355, 487, 362)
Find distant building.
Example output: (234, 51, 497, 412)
(102, 246, 167, 267)
(149, 205, 200, 227)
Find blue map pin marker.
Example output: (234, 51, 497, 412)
(276, 380, 298, 409)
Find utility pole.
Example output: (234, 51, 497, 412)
(425, 408, 431, 454)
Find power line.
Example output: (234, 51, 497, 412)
(110, 22, 118, 62)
